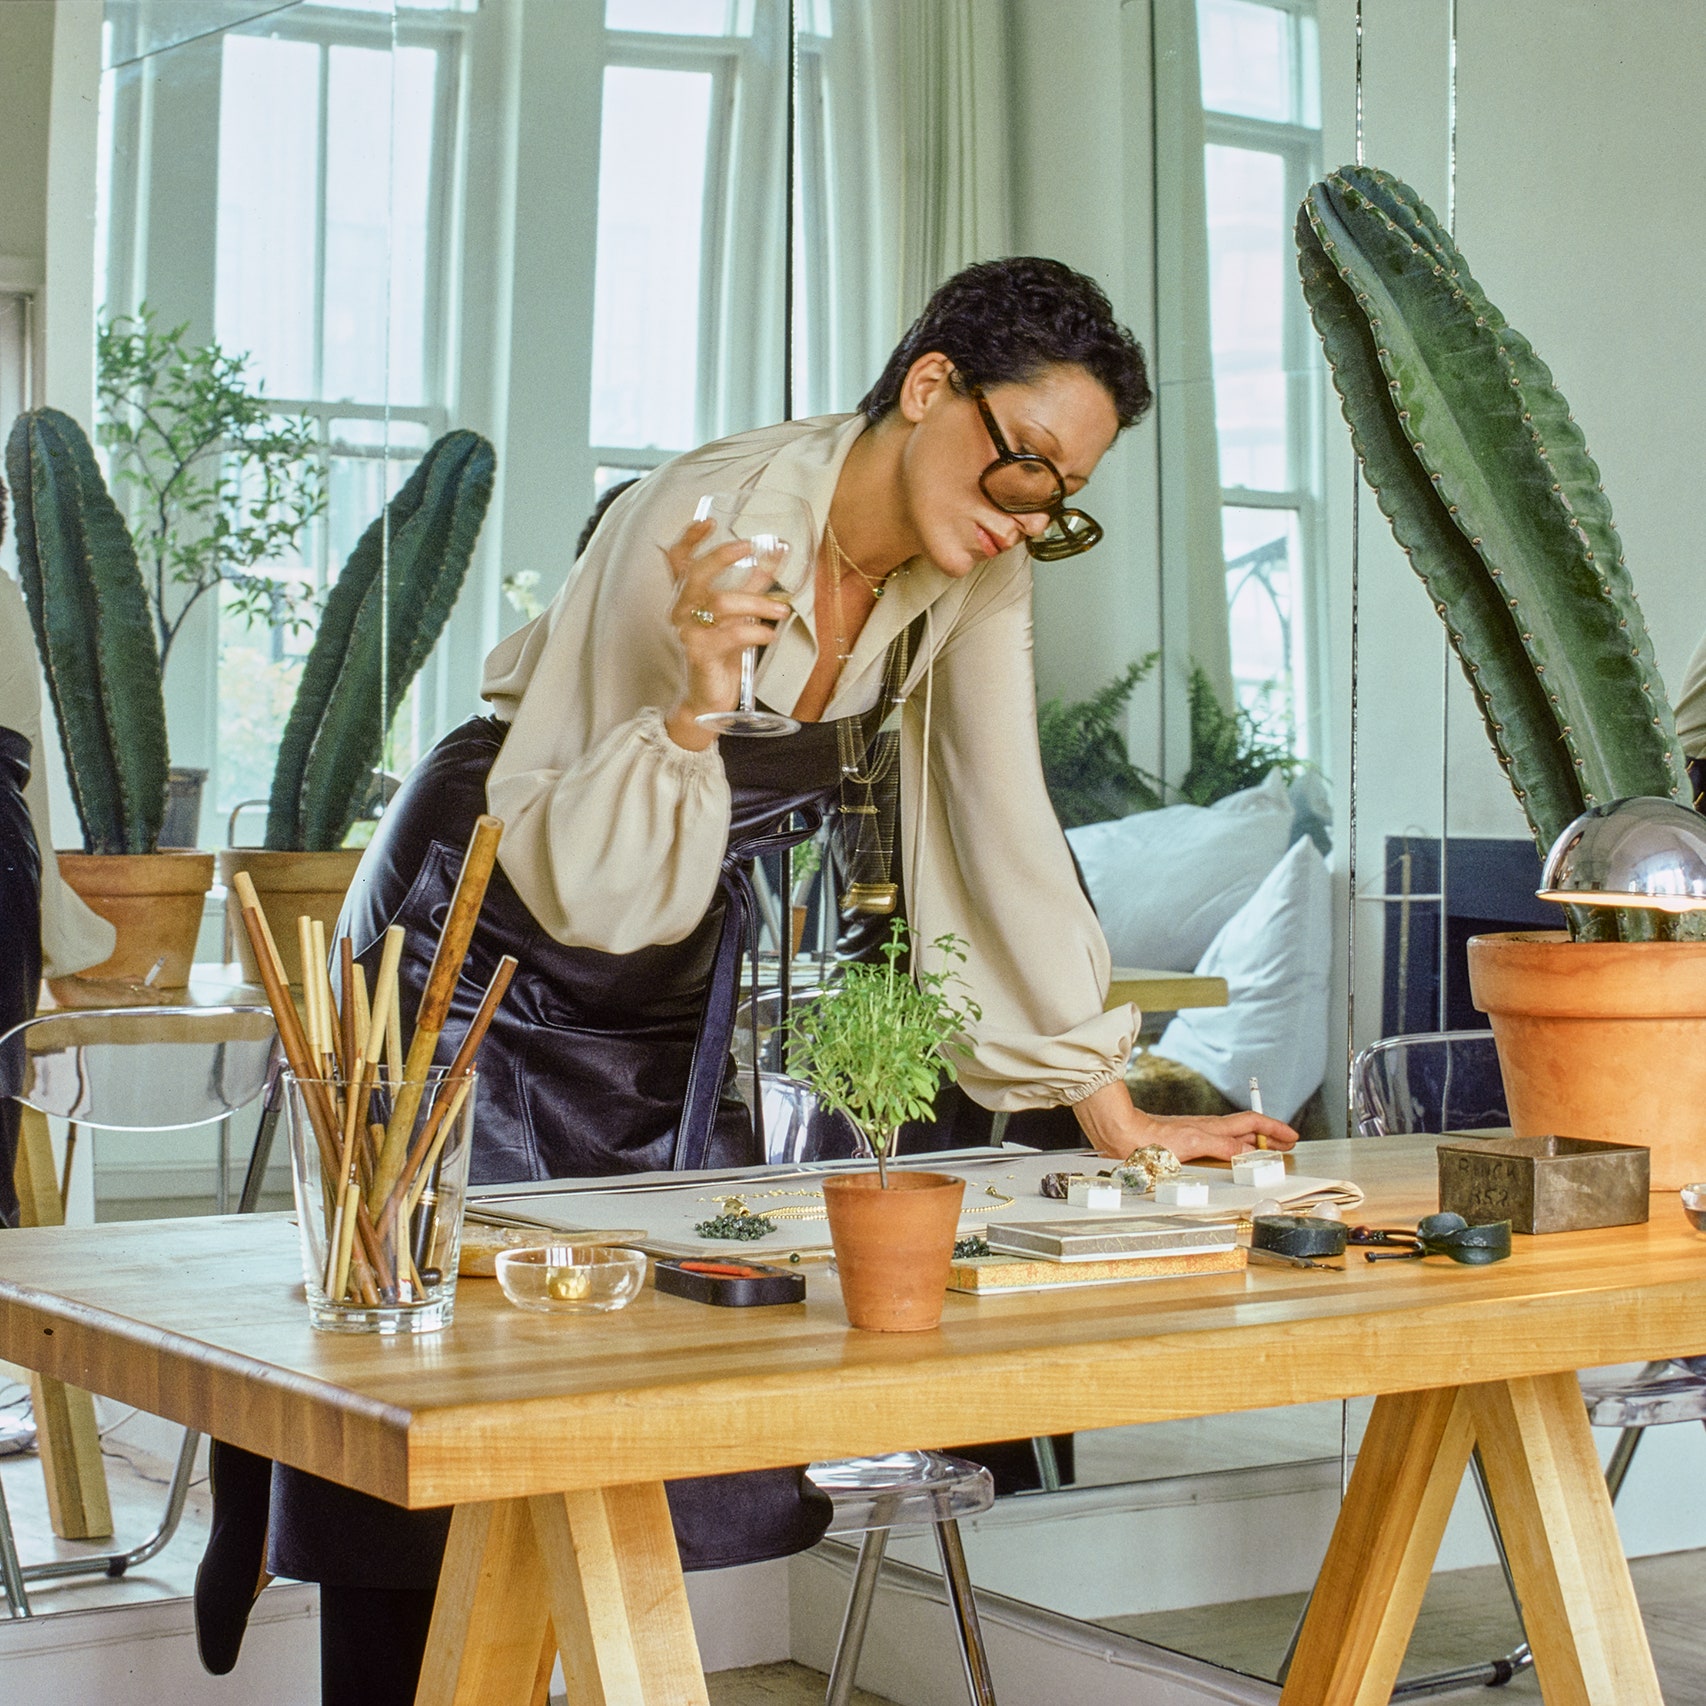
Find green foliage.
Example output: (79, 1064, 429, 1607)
(6, 408, 169, 854)
(97, 307, 324, 672)
(1173, 664, 1304, 807)
(788, 923, 982, 1186)
(1037, 654, 1162, 828)
(789, 829, 824, 900)
(1297, 165, 1687, 941)
(265, 430, 495, 852)
(1041, 657, 1306, 825)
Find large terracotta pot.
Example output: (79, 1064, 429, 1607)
(822, 1170, 966, 1332)
(217, 849, 365, 987)
(1467, 930, 1706, 1192)
(57, 851, 216, 989)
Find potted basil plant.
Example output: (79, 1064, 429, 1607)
(789, 924, 981, 1331)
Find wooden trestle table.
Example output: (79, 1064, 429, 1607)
(0, 1134, 1697, 1704)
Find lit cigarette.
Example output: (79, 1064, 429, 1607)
(1250, 1076, 1267, 1148)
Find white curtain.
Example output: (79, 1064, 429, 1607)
(807, 0, 1012, 413)
(1153, 0, 1234, 725)
(889, 0, 1012, 324)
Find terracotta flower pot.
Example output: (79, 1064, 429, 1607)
(822, 1170, 966, 1332)
(56, 850, 216, 989)
(217, 849, 366, 987)
(1468, 930, 1706, 1192)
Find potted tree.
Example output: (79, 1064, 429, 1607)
(788, 925, 980, 1331)
(5, 408, 212, 985)
(1298, 164, 1704, 1187)
(220, 429, 495, 985)
(97, 308, 324, 848)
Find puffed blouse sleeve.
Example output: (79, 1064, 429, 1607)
(481, 481, 732, 953)
(898, 557, 1138, 1111)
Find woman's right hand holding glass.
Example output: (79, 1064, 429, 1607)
(664, 517, 792, 751)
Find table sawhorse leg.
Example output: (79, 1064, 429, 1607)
(13, 1107, 113, 1541)
(1282, 1373, 1661, 1706)
(416, 1481, 709, 1706)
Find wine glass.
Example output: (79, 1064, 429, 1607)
(691, 491, 819, 738)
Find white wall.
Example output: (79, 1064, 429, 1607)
(1007, 1, 1168, 780)
(1316, 0, 1706, 1054)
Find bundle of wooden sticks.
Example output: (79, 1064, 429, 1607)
(232, 814, 517, 1308)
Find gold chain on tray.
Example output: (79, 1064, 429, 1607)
(705, 1181, 1018, 1224)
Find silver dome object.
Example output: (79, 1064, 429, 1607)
(1537, 796, 1706, 912)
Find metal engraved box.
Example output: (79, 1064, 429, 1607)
(1436, 1134, 1650, 1235)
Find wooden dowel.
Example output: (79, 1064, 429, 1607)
(368, 928, 404, 1057)
(384, 965, 404, 1090)
(323, 1190, 349, 1298)
(312, 920, 343, 1080)
(296, 916, 320, 1048)
(331, 1180, 360, 1303)
(364, 928, 405, 1066)
(405, 1075, 472, 1222)
(380, 955, 516, 1231)
(369, 816, 504, 1212)
(233, 894, 341, 1233)
(339, 937, 358, 1088)
(350, 959, 370, 1065)
(234, 871, 287, 979)
(354, 1197, 396, 1299)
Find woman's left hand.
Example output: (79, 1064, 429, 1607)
(1071, 1078, 1297, 1162)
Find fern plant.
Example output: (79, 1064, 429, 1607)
(1037, 654, 1161, 828)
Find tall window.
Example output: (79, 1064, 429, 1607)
(1199, 0, 1322, 753)
(591, 0, 787, 499)
(212, 8, 462, 820)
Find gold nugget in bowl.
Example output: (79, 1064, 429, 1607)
(494, 1244, 649, 1313)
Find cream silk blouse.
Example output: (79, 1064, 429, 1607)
(480, 413, 1137, 1111)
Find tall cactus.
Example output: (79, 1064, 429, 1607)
(1297, 166, 1687, 938)
(6, 408, 169, 854)
(266, 430, 496, 852)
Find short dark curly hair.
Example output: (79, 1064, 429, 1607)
(857, 256, 1152, 429)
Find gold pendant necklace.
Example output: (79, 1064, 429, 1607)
(826, 521, 897, 600)
(705, 1182, 1018, 1224)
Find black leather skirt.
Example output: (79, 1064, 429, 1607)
(268, 713, 852, 1587)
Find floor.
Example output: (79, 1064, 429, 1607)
(1108, 1549, 1706, 1700)
(705, 1663, 893, 1705)
(0, 1367, 212, 1614)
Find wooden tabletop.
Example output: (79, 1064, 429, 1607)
(0, 1137, 1702, 1513)
(1106, 967, 1229, 1011)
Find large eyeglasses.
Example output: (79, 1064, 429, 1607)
(967, 380, 1103, 560)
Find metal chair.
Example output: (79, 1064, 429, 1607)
(0, 1004, 280, 1618)
(1340, 1028, 1706, 1695)
(744, 1070, 868, 1165)
(807, 1451, 998, 1706)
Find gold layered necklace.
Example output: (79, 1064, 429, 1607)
(826, 521, 895, 600)
(704, 1181, 1018, 1224)
(819, 522, 915, 917)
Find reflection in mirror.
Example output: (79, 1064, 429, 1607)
(784, 0, 1346, 1672)
(90, 0, 794, 847)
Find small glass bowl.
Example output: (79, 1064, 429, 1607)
(494, 1244, 649, 1314)
(1680, 1185, 1706, 1232)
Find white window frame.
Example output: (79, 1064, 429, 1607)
(1201, 0, 1326, 759)
(594, 2, 790, 486)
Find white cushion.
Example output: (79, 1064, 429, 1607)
(1066, 770, 1293, 973)
(1155, 835, 1333, 1122)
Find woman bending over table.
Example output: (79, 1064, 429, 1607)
(198, 255, 1297, 1705)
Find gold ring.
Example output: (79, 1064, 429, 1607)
(690, 606, 717, 628)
